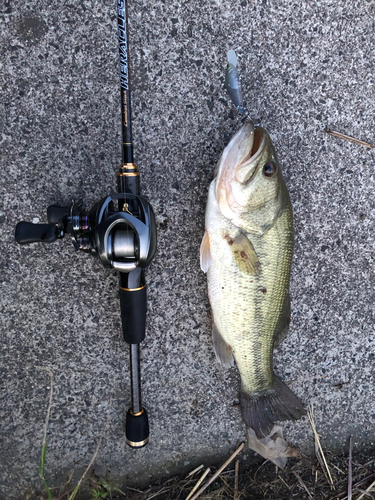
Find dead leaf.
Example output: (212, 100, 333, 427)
(247, 425, 300, 469)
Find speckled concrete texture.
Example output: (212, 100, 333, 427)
(1, 0, 375, 498)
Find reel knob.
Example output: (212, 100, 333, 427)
(15, 221, 61, 244)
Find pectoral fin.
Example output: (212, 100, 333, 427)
(212, 323, 234, 368)
(224, 232, 260, 275)
(200, 231, 212, 273)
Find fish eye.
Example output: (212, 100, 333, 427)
(263, 161, 277, 177)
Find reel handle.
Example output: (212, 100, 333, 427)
(15, 221, 60, 244)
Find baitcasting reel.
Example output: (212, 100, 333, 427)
(15, 193, 156, 273)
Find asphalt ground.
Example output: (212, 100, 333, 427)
(1, 0, 375, 498)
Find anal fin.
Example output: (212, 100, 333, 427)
(212, 323, 234, 368)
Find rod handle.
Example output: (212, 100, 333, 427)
(15, 221, 59, 244)
(125, 408, 149, 448)
(119, 286, 146, 344)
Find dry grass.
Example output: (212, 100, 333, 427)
(324, 128, 374, 148)
(307, 404, 335, 489)
(89, 411, 372, 500)
(86, 446, 375, 500)
(35, 372, 375, 500)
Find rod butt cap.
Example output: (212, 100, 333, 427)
(125, 408, 149, 448)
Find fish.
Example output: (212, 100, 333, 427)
(224, 49, 245, 114)
(200, 121, 305, 438)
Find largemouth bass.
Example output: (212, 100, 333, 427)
(200, 121, 305, 437)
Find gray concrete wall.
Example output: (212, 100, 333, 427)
(1, 0, 375, 498)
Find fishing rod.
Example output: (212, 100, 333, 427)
(15, 0, 157, 448)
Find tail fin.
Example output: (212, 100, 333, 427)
(240, 377, 306, 438)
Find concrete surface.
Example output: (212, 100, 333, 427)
(1, 0, 375, 497)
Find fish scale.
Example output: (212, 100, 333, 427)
(207, 185, 293, 394)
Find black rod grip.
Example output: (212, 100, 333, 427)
(119, 286, 146, 344)
(125, 408, 149, 448)
(15, 221, 58, 244)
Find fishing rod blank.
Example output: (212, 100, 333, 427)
(117, 0, 155, 447)
(14, 0, 157, 449)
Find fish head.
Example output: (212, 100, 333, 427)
(214, 121, 288, 234)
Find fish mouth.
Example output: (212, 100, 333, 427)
(235, 126, 266, 184)
(215, 121, 266, 214)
